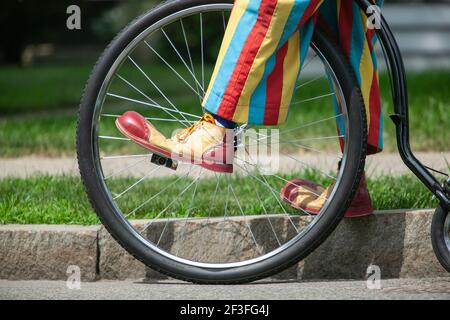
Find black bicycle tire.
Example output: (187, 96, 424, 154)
(431, 205, 450, 272)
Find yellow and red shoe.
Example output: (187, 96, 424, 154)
(280, 175, 373, 218)
(115, 111, 234, 173)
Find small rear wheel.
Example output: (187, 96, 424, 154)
(431, 205, 450, 272)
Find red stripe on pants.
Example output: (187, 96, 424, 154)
(296, 0, 322, 30)
(367, 70, 381, 154)
(217, 0, 278, 120)
(264, 41, 289, 125)
(338, 1, 353, 58)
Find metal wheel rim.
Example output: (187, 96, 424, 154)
(89, 3, 351, 269)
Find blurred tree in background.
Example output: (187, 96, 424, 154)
(91, 0, 225, 64)
(0, 0, 223, 66)
(0, 0, 118, 65)
(2, 0, 449, 66)
(92, 0, 157, 41)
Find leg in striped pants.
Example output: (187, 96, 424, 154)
(202, 0, 383, 154)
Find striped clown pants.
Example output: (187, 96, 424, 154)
(202, 0, 383, 154)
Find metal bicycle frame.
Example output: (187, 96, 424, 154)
(356, 0, 450, 210)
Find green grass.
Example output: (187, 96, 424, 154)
(0, 64, 92, 115)
(0, 174, 438, 225)
(0, 63, 449, 156)
(0, 176, 99, 225)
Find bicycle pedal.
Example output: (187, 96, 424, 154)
(150, 154, 178, 170)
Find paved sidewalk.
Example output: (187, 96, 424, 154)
(1, 278, 449, 300)
(1, 152, 449, 178)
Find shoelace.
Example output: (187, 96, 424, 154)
(176, 113, 216, 141)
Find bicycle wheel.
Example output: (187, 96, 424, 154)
(431, 205, 450, 272)
(77, 0, 367, 283)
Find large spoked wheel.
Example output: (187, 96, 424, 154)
(431, 205, 450, 272)
(77, 0, 367, 283)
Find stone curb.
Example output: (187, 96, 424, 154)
(0, 210, 448, 281)
(0, 225, 98, 281)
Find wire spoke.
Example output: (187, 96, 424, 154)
(155, 172, 202, 246)
(254, 186, 281, 246)
(104, 157, 149, 180)
(113, 166, 159, 200)
(242, 146, 306, 220)
(101, 154, 151, 160)
(126, 166, 193, 218)
(200, 13, 205, 91)
(106, 92, 199, 120)
(229, 183, 260, 255)
(247, 134, 345, 147)
(299, 52, 317, 73)
(235, 154, 326, 201)
(102, 113, 195, 124)
(147, 169, 202, 238)
(180, 18, 203, 107)
(194, 172, 222, 261)
(127, 56, 190, 124)
(282, 135, 344, 144)
(222, 11, 227, 31)
(98, 135, 130, 141)
(218, 174, 232, 261)
(234, 161, 300, 233)
(292, 92, 335, 105)
(251, 137, 337, 180)
(295, 74, 325, 90)
(244, 131, 343, 160)
(144, 41, 203, 100)
(115, 75, 190, 127)
(174, 168, 203, 255)
(244, 144, 323, 209)
(160, 28, 205, 94)
(253, 114, 343, 142)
